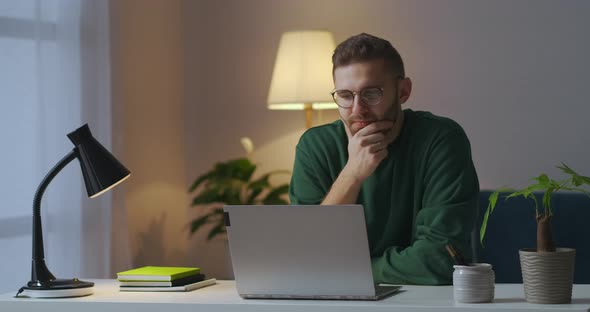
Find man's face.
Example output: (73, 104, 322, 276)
(333, 59, 402, 136)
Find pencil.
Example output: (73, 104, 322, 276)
(445, 244, 467, 266)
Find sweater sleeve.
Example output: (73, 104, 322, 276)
(289, 138, 331, 205)
(371, 128, 479, 285)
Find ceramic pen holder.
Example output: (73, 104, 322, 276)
(453, 263, 495, 303)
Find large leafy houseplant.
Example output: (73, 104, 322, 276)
(188, 157, 290, 240)
(480, 163, 590, 251)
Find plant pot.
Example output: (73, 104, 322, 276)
(519, 248, 576, 304)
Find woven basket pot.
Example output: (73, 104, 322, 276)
(519, 248, 576, 304)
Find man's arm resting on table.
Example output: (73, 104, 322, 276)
(371, 196, 477, 285)
(371, 128, 479, 285)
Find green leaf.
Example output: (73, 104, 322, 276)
(572, 174, 590, 187)
(506, 183, 546, 199)
(557, 163, 576, 175)
(245, 174, 270, 204)
(197, 158, 254, 186)
(193, 178, 247, 205)
(246, 188, 264, 204)
(191, 188, 224, 206)
(248, 174, 271, 190)
(532, 174, 550, 186)
(558, 163, 590, 187)
(219, 158, 257, 182)
(246, 170, 291, 204)
(542, 187, 554, 216)
(263, 184, 289, 204)
(222, 186, 243, 205)
(189, 214, 210, 234)
(188, 171, 214, 192)
(530, 194, 540, 214)
(207, 223, 226, 241)
(480, 191, 500, 246)
(247, 170, 291, 190)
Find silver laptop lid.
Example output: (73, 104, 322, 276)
(224, 205, 376, 298)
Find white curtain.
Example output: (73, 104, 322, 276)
(0, 0, 121, 292)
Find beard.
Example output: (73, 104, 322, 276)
(344, 97, 401, 136)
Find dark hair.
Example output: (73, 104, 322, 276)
(332, 33, 405, 78)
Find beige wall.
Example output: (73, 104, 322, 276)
(110, 0, 190, 274)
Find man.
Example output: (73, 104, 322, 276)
(289, 33, 479, 285)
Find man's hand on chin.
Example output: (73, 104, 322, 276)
(342, 120, 394, 182)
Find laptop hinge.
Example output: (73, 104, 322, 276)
(224, 212, 231, 226)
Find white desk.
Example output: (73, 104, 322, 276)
(1, 280, 589, 312)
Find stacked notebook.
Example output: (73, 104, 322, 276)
(117, 266, 216, 292)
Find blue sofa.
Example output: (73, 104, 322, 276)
(472, 191, 590, 284)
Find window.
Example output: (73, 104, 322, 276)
(0, 0, 111, 292)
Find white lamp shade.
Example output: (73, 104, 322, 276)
(267, 30, 337, 110)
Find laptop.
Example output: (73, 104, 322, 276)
(223, 204, 401, 300)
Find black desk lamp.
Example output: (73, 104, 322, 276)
(17, 124, 130, 298)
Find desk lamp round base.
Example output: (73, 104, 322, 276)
(20, 278, 94, 298)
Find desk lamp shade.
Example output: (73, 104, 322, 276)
(67, 124, 130, 198)
(18, 124, 130, 298)
(267, 30, 337, 128)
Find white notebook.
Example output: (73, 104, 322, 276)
(119, 278, 216, 292)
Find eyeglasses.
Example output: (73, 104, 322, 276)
(331, 76, 405, 108)
(330, 87, 384, 108)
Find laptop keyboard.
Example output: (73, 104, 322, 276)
(375, 284, 401, 297)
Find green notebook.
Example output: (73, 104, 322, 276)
(117, 266, 201, 282)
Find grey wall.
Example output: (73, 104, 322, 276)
(184, 0, 590, 277)
(185, 0, 590, 189)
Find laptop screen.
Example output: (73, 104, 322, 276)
(224, 205, 378, 298)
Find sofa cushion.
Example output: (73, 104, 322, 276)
(473, 191, 590, 284)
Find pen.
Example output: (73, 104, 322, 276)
(445, 244, 468, 266)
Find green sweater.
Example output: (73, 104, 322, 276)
(289, 109, 479, 285)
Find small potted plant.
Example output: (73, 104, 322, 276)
(188, 138, 290, 240)
(480, 163, 590, 304)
